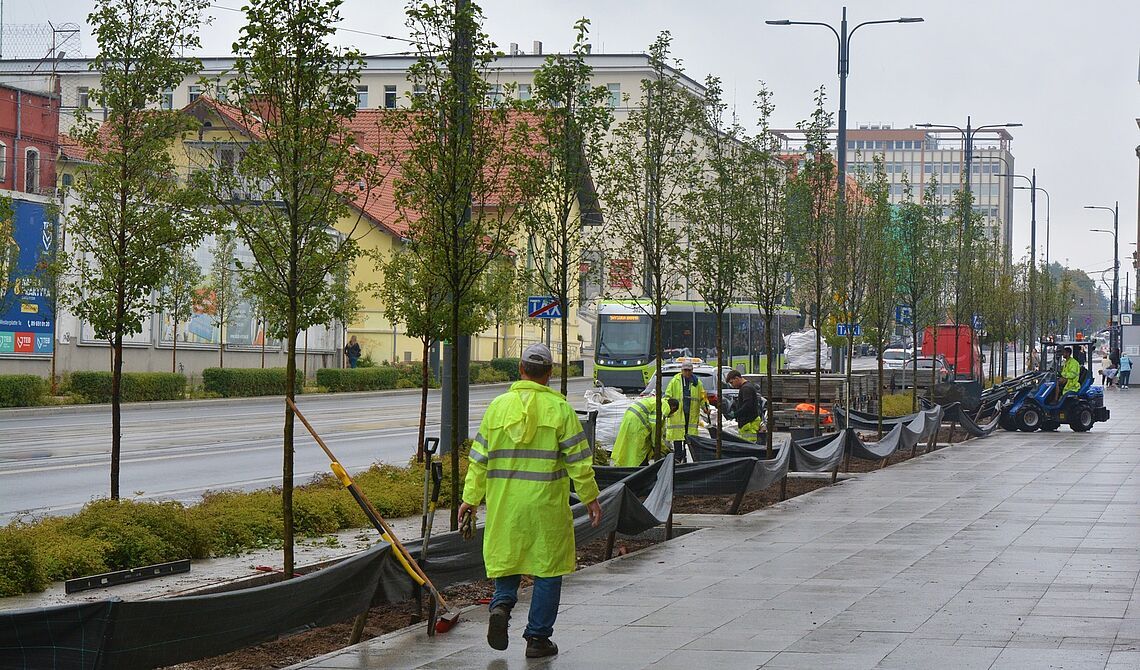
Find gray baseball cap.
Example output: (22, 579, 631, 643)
(680, 362, 694, 371)
(522, 343, 554, 365)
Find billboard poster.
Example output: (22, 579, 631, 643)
(0, 199, 55, 357)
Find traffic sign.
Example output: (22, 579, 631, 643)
(971, 314, 984, 330)
(837, 323, 862, 337)
(894, 304, 913, 326)
(527, 296, 562, 319)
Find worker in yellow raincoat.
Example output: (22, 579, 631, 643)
(458, 343, 602, 659)
(664, 362, 707, 463)
(610, 397, 679, 466)
(1054, 346, 1081, 403)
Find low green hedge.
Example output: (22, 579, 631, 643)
(316, 366, 400, 392)
(0, 375, 47, 407)
(202, 367, 302, 398)
(0, 455, 469, 597)
(68, 371, 186, 403)
(486, 357, 583, 381)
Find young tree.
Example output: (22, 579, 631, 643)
(192, 0, 376, 576)
(156, 249, 203, 373)
(685, 75, 745, 458)
(377, 247, 449, 462)
(946, 186, 986, 380)
(207, 228, 240, 367)
(596, 31, 701, 457)
(520, 18, 613, 395)
(859, 159, 902, 435)
(833, 161, 877, 428)
(896, 179, 943, 411)
(67, 0, 209, 499)
(395, 0, 530, 529)
(481, 257, 520, 360)
(742, 85, 792, 456)
(786, 88, 837, 432)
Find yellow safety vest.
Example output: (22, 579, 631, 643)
(1061, 357, 1081, 394)
(462, 380, 599, 578)
(663, 373, 706, 442)
(611, 397, 668, 467)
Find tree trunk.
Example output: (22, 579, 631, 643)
(652, 311, 664, 460)
(219, 307, 225, 368)
(714, 308, 723, 459)
(448, 302, 461, 532)
(172, 318, 178, 373)
(111, 325, 124, 501)
(876, 346, 885, 438)
(260, 318, 266, 368)
(845, 334, 853, 430)
(417, 338, 430, 463)
(813, 299, 821, 433)
(560, 294, 569, 397)
(764, 311, 775, 458)
(910, 322, 919, 413)
(282, 305, 298, 578)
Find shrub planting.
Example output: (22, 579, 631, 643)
(0, 375, 47, 407)
(68, 371, 186, 403)
(201, 367, 302, 397)
(315, 367, 400, 392)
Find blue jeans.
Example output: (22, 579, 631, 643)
(489, 575, 562, 639)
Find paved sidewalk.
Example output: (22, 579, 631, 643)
(292, 389, 1140, 669)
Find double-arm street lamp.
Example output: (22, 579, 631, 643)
(1015, 185, 1050, 268)
(766, 8, 923, 212)
(917, 119, 1021, 379)
(1087, 202, 1120, 353)
(996, 170, 1040, 362)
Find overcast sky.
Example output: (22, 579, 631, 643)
(9, 0, 1140, 289)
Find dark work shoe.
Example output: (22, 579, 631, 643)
(525, 636, 559, 658)
(487, 605, 511, 651)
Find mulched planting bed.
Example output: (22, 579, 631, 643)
(164, 536, 658, 670)
(673, 476, 833, 516)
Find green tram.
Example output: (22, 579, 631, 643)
(593, 300, 802, 391)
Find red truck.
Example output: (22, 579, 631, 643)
(922, 324, 984, 381)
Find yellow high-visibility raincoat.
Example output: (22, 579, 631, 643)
(462, 380, 599, 578)
(664, 373, 706, 442)
(610, 397, 670, 467)
(1061, 356, 1081, 394)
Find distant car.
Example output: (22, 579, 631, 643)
(901, 355, 952, 382)
(640, 364, 731, 406)
(881, 347, 914, 370)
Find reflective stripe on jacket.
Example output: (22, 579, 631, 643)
(462, 380, 599, 578)
(663, 373, 706, 442)
(611, 397, 668, 467)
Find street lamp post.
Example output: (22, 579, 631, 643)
(766, 8, 922, 212)
(1087, 201, 1120, 354)
(997, 170, 1038, 367)
(917, 119, 1021, 380)
(1015, 185, 1049, 268)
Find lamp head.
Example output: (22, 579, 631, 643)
(898, 17, 924, 23)
(766, 19, 791, 25)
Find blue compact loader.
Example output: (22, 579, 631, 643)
(1000, 341, 1109, 433)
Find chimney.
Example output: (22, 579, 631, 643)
(509, 42, 519, 56)
(532, 40, 543, 55)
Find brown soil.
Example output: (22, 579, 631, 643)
(164, 537, 657, 670)
(673, 476, 833, 515)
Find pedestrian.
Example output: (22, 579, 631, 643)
(1074, 345, 1087, 366)
(664, 362, 707, 464)
(1102, 360, 1117, 388)
(724, 370, 765, 443)
(610, 397, 678, 467)
(344, 335, 361, 368)
(1119, 353, 1132, 389)
(458, 343, 602, 659)
(1028, 346, 1040, 371)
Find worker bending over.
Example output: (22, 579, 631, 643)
(611, 397, 679, 466)
(724, 370, 765, 443)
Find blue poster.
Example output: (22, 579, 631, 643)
(0, 199, 55, 355)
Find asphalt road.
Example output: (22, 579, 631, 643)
(0, 378, 595, 522)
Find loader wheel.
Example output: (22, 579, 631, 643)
(999, 412, 1017, 432)
(1040, 420, 1060, 432)
(1016, 405, 1042, 432)
(1069, 405, 1094, 433)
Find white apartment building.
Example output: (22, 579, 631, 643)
(775, 124, 1017, 256)
(0, 48, 706, 132)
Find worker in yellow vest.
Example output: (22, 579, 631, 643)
(610, 397, 679, 466)
(458, 343, 601, 659)
(664, 362, 707, 463)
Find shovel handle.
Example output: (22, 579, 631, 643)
(423, 437, 440, 457)
(430, 461, 443, 502)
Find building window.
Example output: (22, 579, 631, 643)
(847, 141, 855, 150)
(77, 86, 90, 110)
(61, 173, 73, 187)
(160, 88, 174, 110)
(24, 148, 40, 192)
(188, 85, 202, 103)
(485, 84, 503, 106)
(518, 83, 532, 101)
(384, 85, 397, 109)
(607, 83, 621, 108)
(609, 259, 633, 290)
(413, 84, 426, 100)
(0, 143, 6, 182)
(356, 85, 368, 108)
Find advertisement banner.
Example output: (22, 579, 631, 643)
(0, 199, 55, 357)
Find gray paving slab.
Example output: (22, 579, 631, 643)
(289, 388, 1140, 669)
